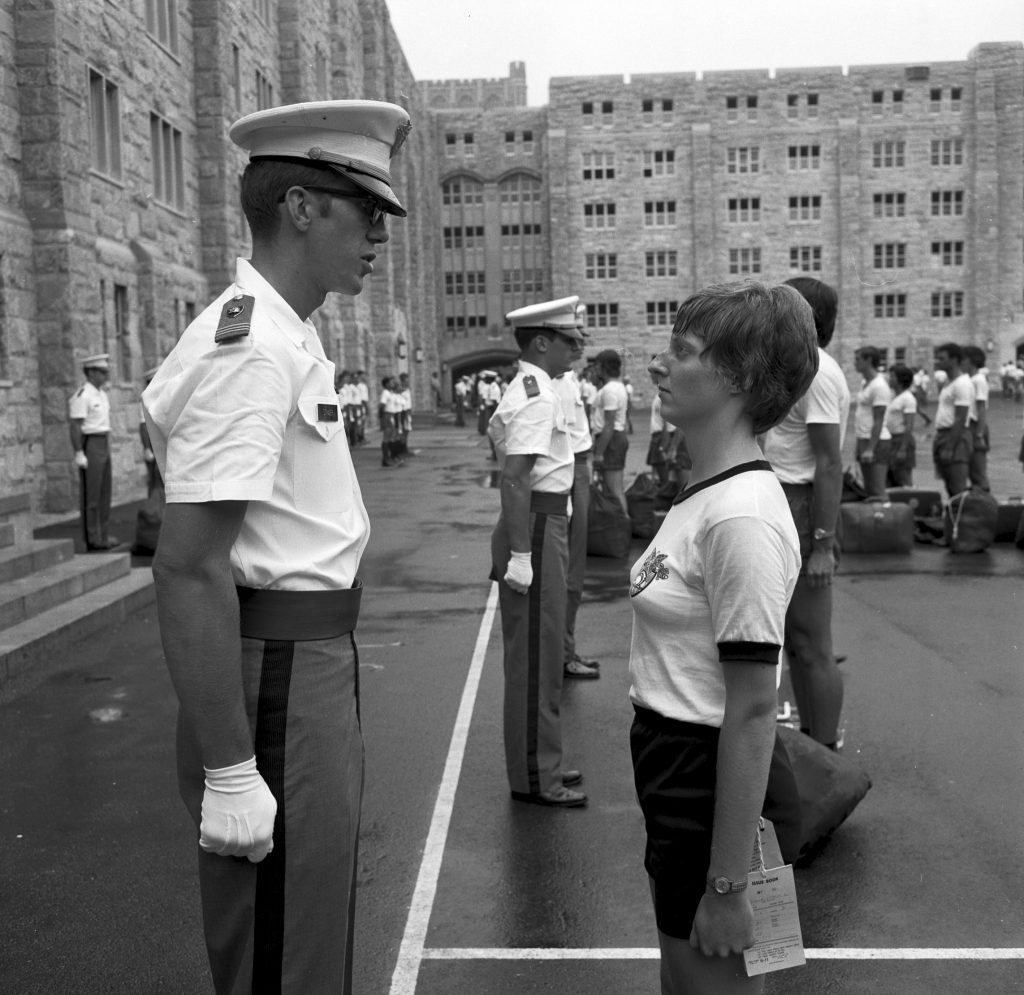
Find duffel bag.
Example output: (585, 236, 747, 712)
(762, 725, 872, 866)
(839, 500, 913, 554)
(993, 498, 1024, 543)
(944, 488, 999, 553)
(625, 472, 658, 539)
(587, 474, 632, 558)
(886, 487, 944, 520)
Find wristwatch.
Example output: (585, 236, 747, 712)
(707, 875, 748, 895)
(812, 527, 836, 542)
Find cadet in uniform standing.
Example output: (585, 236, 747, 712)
(68, 353, 119, 551)
(143, 99, 412, 995)
(488, 296, 589, 808)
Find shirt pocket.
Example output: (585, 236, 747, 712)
(291, 394, 352, 514)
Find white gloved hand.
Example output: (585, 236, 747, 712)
(199, 756, 277, 863)
(503, 551, 533, 594)
(143, 448, 155, 463)
(73, 450, 88, 470)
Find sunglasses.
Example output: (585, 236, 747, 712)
(285, 186, 388, 226)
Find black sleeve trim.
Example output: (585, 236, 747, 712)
(717, 641, 780, 665)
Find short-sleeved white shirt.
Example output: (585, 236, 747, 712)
(552, 372, 592, 455)
(69, 381, 111, 434)
(381, 389, 405, 414)
(854, 373, 893, 441)
(354, 381, 369, 405)
(479, 380, 502, 405)
(649, 394, 675, 434)
(488, 361, 573, 493)
(934, 373, 973, 429)
(591, 379, 629, 433)
(628, 464, 799, 727)
(337, 383, 360, 406)
(142, 258, 369, 592)
(762, 348, 850, 485)
(884, 389, 917, 436)
(968, 372, 988, 424)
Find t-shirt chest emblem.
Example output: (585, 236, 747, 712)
(630, 549, 670, 598)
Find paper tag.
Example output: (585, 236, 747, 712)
(742, 863, 806, 976)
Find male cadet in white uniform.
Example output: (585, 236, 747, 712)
(68, 353, 119, 550)
(488, 296, 589, 808)
(143, 99, 412, 995)
(552, 304, 600, 681)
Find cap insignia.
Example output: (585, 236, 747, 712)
(392, 120, 413, 156)
(308, 146, 323, 160)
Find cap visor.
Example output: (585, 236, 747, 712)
(326, 164, 406, 217)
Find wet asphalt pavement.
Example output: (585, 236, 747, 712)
(3, 398, 1024, 994)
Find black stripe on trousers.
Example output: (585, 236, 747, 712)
(525, 511, 548, 795)
(252, 639, 295, 994)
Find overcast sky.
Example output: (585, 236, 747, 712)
(385, 0, 1023, 107)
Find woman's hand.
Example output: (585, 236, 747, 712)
(689, 892, 755, 958)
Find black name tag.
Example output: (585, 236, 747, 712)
(318, 404, 339, 422)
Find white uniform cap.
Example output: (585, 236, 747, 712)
(82, 353, 110, 371)
(229, 100, 412, 217)
(506, 296, 586, 341)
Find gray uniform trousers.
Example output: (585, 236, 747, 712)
(177, 632, 363, 994)
(564, 452, 591, 664)
(79, 433, 112, 547)
(491, 492, 569, 796)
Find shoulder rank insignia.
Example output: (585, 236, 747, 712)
(523, 375, 540, 398)
(214, 294, 255, 344)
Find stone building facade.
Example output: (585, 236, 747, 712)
(2, 0, 439, 523)
(428, 44, 1024, 411)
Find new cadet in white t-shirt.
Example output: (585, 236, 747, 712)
(628, 465, 800, 728)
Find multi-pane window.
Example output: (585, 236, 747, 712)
(600, 100, 614, 124)
(582, 151, 615, 180)
(587, 303, 619, 328)
(445, 314, 487, 331)
(873, 293, 906, 318)
(931, 291, 964, 317)
(931, 240, 964, 266)
(807, 93, 819, 117)
(113, 283, 131, 380)
(873, 243, 906, 269)
(583, 202, 616, 229)
(584, 101, 613, 125)
(727, 197, 761, 222)
(642, 150, 675, 177)
(931, 190, 964, 216)
(790, 246, 822, 272)
(930, 139, 964, 166)
(641, 98, 673, 123)
(726, 147, 760, 174)
(585, 253, 618, 279)
(788, 145, 821, 170)
(788, 195, 821, 221)
(499, 175, 542, 203)
(726, 95, 757, 122)
(463, 133, 474, 158)
(445, 133, 457, 158)
(255, 69, 273, 110)
(951, 87, 962, 111)
(500, 223, 542, 238)
(145, 0, 179, 54)
(872, 192, 906, 217)
(892, 89, 904, 113)
(728, 248, 762, 275)
(522, 130, 533, 153)
(872, 141, 905, 168)
(645, 250, 678, 277)
(644, 200, 676, 226)
(502, 269, 545, 294)
(646, 301, 679, 326)
(442, 179, 484, 205)
(930, 86, 963, 112)
(150, 112, 184, 210)
(443, 133, 474, 157)
(444, 271, 486, 296)
(88, 69, 122, 179)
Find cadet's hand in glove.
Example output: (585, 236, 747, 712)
(504, 551, 533, 594)
(200, 756, 277, 863)
(73, 451, 88, 470)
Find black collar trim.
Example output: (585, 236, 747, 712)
(672, 460, 774, 506)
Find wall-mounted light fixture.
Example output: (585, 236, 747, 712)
(414, 346, 424, 363)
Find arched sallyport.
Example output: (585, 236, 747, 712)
(444, 348, 519, 394)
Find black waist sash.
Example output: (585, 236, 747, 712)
(530, 492, 569, 515)
(236, 582, 362, 641)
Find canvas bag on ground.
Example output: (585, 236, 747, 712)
(625, 472, 657, 539)
(839, 500, 913, 554)
(944, 487, 999, 553)
(587, 473, 632, 558)
(762, 725, 872, 865)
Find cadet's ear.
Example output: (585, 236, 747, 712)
(281, 186, 315, 232)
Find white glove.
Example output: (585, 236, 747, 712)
(73, 450, 88, 470)
(199, 756, 277, 863)
(504, 551, 533, 594)
(143, 448, 155, 463)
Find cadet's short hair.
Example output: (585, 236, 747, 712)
(962, 345, 986, 369)
(595, 349, 622, 377)
(671, 281, 819, 435)
(783, 276, 838, 348)
(890, 364, 914, 390)
(856, 345, 882, 368)
(240, 158, 340, 240)
(936, 341, 963, 363)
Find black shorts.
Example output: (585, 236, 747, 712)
(601, 431, 629, 471)
(630, 705, 719, 940)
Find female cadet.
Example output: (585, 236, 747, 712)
(628, 282, 818, 994)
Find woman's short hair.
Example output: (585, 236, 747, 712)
(890, 364, 914, 390)
(671, 282, 819, 435)
(240, 158, 341, 240)
(856, 345, 882, 369)
(783, 276, 837, 348)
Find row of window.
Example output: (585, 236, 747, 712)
(872, 241, 966, 268)
(577, 86, 963, 125)
(873, 292, 965, 318)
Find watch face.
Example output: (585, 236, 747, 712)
(713, 877, 731, 894)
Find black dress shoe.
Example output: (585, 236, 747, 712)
(562, 769, 583, 786)
(511, 785, 587, 808)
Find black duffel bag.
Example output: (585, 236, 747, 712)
(587, 473, 632, 558)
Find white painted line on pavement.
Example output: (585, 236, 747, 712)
(389, 582, 500, 995)
(420, 947, 1024, 961)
